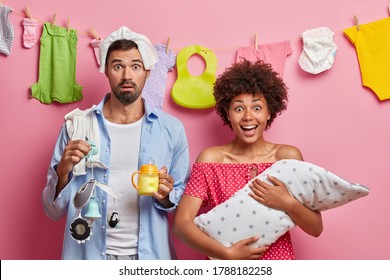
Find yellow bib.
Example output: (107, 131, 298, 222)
(172, 45, 217, 109)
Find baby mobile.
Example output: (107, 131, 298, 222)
(70, 139, 118, 243)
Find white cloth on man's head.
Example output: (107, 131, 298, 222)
(99, 26, 158, 73)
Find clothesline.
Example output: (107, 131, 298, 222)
(10, 8, 349, 53)
(11, 10, 92, 37)
(6, 4, 390, 102)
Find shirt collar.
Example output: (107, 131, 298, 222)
(92, 94, 159, 122)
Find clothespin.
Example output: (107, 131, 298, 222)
(24, 7, 33, 20)
(354, 15, 360, 31)
(51, 13, 56, 28)
(254, 33, 258, 50)
(165, 37, 170, 54)
(89, 27, 101, 40)
(67, 16, 71, 33)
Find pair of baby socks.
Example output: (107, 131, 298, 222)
(22, 18, 38, 48)
(90, 38, 102, 66)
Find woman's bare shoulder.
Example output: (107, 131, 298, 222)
(275, 144, 304, 161)
(196, 146, 225, 163)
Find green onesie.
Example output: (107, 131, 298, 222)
(31, 23, 83, 104)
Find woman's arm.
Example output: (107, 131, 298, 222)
(173, 194, 269, 259)
(249, 144, 323, 237)
(251, 175, 323, 237)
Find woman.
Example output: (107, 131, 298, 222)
(173, 59, 323, 260)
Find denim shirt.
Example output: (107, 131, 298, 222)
(42, 95, 190, 259)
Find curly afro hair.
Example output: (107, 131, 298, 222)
(213, 59, 288, 130)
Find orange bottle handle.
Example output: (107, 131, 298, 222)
(131, 171, 140, 191)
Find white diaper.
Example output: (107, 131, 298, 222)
(298, 27, 337, 74)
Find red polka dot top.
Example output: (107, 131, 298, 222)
(184, 162, 296, 260)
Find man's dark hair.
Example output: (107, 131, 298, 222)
(105, 39, 138, 67)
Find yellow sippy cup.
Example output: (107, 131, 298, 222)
(131, 162, 160, 196)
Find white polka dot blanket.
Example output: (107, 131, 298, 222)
(194, 159, 370, 248)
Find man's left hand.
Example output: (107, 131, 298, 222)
(154, 166, 174, 208)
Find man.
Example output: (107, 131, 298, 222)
(42, 27, 190, 260)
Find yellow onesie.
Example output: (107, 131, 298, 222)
(344, 17, 390, 101)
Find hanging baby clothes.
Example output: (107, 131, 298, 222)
(344, 18, 390, 101)
(236, 40, 292, 77)
(171, 45, 217, 109)
(90, 38, 102, 66)
(142, 44, 177, 109)
(22, 17, 38, 48)
(31, 23, 83, 104)
(0, 5, 15, 56)
(298, 27, 337, 74)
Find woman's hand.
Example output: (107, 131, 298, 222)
(250, 174, 323, 237)
(249, 174, 295, 212)
(224, 236, 269, 260)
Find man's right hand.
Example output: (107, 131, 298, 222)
(55, 140, 91, 196)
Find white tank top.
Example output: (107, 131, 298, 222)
(105, 116, 143, 256)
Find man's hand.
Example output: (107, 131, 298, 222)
(154, 166, 174, 208)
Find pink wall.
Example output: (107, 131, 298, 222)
(1, 0, 389, 260)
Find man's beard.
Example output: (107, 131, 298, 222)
(113, 80, 141, 105)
